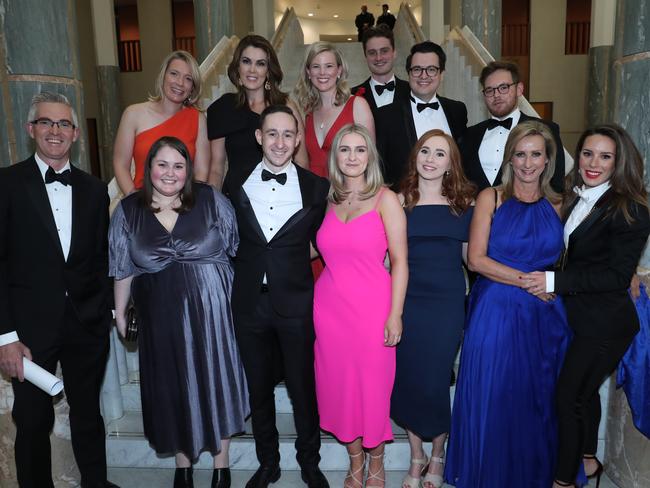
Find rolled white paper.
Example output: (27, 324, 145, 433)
(22, 358, 64, 396)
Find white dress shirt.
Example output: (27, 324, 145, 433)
(410, 92, 452, 139)
(0, 155, 73, 347)
(370, 76, 396, 108)
(545, 181, 612, 292)
(478, 108, 521, 185)
(242, 161, 303, 284)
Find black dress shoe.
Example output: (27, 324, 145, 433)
(174, 467, 194, 488)
(212, 467, 231, 488)
(245, 465, 281, 488)
(301, 466, 329, 487)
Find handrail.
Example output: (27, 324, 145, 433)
(398, 2, 425, 44)
(199, 34, 239, 90)
(271, 7, 294, 50)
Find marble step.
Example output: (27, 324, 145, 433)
(119, 382, 296, 414)
(106, 411, 420, 470)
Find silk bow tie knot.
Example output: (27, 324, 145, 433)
(573, 185, 599, 203)
(416, 101, 439, 112)
(486, 117, 513, 130)
(261, 169, 287, 185)
(44, 167, 72, 186)
(374, 81, 395, 96)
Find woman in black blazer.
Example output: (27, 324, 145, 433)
(524, 124, 650, 488)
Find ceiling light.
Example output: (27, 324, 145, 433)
(347, 38, 352, 41)
(308, 12, 314, 16)
(333, 14, 339, 18)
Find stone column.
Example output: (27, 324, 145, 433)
(0, 0, 89, 170)
(605, 2, 650, 485)
(90, 0, 121, 182)
(422, 0, 446, 43)
(461, 0, 501, 59)
(193, 0, 234, 63)
(586, 0, 616, 126)
(253, 0, 274, 41)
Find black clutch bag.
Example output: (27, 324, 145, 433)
(125, 305, 138, 342)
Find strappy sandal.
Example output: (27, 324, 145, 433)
(366, 452, 385, 488)
(402, 454, 428, 488)
(422, 455, 445, 488)
(344, 450, 365, 488)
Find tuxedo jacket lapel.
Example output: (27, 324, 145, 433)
(68, 166, 85, 262)
(23, 158, 65, 260)
(567, 189, 614, 245)
(239, 187, 268, 244)
(271, 166, 316, 242)
(402, 101, 418, 148)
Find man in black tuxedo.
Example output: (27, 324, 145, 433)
(352, 26, 410, 118)
(225, 105, 329, 488)
(377, 4, 396, 30)
(355, 5, 375, 41)
(0, 92, 118, 488)
(375, 41, 468, 189)
(460, 61, 565, 192)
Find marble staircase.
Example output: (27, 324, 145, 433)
(105, 377, 439, 471)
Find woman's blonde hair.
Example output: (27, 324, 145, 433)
(149, 50, 202, 108)
(499, 120, 560, 204)
(328, 124, 384, 203)
(294, 42, 350, 114)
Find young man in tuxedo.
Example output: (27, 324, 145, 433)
(460, 61, 565, 192)
(375, 40, 467, 189)
(225, 105, 329, 488)
(352, 26, 410, 118)
(0, 92, 118, 488)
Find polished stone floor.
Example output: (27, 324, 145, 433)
(107, 467, 619, 487)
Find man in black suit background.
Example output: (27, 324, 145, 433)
(352, 26, 410, 118)
(355, 5, 375, 41)
(0, 92, 118, 488)
(460, 61, 565, 192)
(225, 105, 329, 488)
(375, 41, 468, 188)
(377, 4, 396, 30)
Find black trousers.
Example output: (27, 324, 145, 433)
(234, 292, 321, 468)
(12, 299, 110, 488)
(554, 332, 635, 483)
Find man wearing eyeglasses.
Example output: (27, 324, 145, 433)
(0, 92, 117, 487)
(460, 61, 565, 192)
(375, 41, 467, 189)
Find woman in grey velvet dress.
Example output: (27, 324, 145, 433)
(109, 136, 248, 488)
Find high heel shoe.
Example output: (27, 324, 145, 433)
(422, 455, 445, 488)
(584, 455, 603, 488)
(173, 467, 194, 488)
(366, 452, 385, 488)
(344, 450, 365, 488)
(211, 467, 231, 488)
(402, 454, 428, 488)
(552, 481, 575, 487)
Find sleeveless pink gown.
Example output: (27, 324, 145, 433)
(313, 193, 394, 448)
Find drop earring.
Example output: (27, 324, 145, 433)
(264, 79, 271, 90)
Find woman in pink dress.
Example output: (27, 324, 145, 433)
(113, 50, 210, 194)
(294, 41, 375, 178)
(313, 124, 408, 488)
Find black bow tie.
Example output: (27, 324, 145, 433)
(486, 117, 513, 130)
(261, 169, 287, 185)
(44, 167, 72, 186)
(374, 81, 395, 96)
(413, 98, 439, 112)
